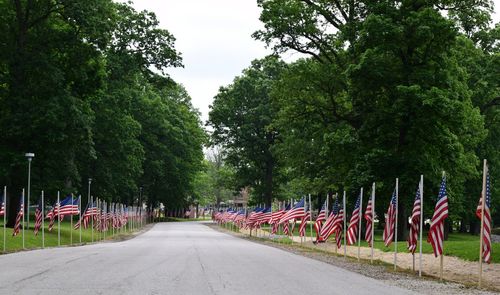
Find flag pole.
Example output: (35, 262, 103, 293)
(22, 188, 25, 249)
(358, 187, 363, 262)
(70, 194, 73, 246)
(57, 191, 60, 247)
(79, 195, 82, 244)
(42, 190, 45, 248)
(3, 186, 6, 252)
(394, 178, 399, 270)
(289, 198, 292, 243)
(371, 182, 375, 263)
(309, 194, 313, 243)
(104, 201, 107, 240)
(325, 193, 329, 250)
(440, 171, 445, 281)
(419, 175, 424, 277)
(343, 190, 347, 259)
(479, 159, 487, 288)
(91, 196, 94, 242)
(334, 193, 338, 253)
(112, 203, 115, 237)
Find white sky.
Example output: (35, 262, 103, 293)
(128, 0, 500, 123)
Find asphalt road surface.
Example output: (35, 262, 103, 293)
(0, 222, 415, 295)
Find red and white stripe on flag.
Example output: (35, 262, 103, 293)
(364, 199, 373, 246)
(346, 196, 361, 245)
(427, 176, 448, 257)
(383, 191, 397, 247)
(407, 186, 421, 254)
(476, 170, 491, 264)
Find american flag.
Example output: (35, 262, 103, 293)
(257, 207, 272, 226)
(299, 202, 310, 237)
(74, 202, 89, 230)
(234, 210, 246, 228)
(246, 207, 264, 228)
(279, 198, 305, 224)
(47, 206, 56, 232)
(270, 205, 285, 234)
(476, 169, 491, 264)
(318, 212, 335, 242)
(331, 198, 344, 248)
(318, 198, 341, 242)
(34, 198, 43, 235)
(383, 190, 397, 247)
(13, 196, 24, 237)
(427, 176, 448, 257)
(283, 219, 290, 236)
(346, 195, 361, 245)
(59, 195, 80, 217)
(0, 193, 5, 216)
(314, 200, 327, 240)
(364, 198, 373, 246)
(84, 202, 99, 229)
(408, 185, 421, 254)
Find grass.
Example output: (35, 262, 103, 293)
(0, 216, 144, 253)
(259, 223, 499, 263)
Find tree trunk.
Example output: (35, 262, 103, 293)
(459, 218, 467, 233)
(263, 157, 274, 207)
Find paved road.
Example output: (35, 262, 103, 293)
(0, 222, 415, 295)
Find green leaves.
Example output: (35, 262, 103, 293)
(0, 0, 204, 214)
(208, 56, 287, 205)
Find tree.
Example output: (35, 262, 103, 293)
(0, 1, 204, 225)
(191, 149, 236, 207)
(253, 0, 493, 238)
(208, 56, 286, 206)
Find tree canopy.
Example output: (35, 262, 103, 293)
(209, 0, 499, 232)
(0, 0, 205, 223)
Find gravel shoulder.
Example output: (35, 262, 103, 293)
(206, 223, 498, 295)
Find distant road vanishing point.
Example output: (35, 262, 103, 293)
(0, 222, 415, 295)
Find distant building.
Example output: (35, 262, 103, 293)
(232, 187, 249, 208)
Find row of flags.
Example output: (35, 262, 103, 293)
(1, 194, 146, 236)
(212, 169, 492, 266)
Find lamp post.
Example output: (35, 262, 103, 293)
(25, 152, 34, 229)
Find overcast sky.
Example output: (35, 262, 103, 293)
(129, 0, 500, 123)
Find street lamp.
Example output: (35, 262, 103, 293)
(87, 178, 92, 205)
(25, 152, 34, 229)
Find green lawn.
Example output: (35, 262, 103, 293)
(258, 223, 499, 263)
(0, 217, 143, 253)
